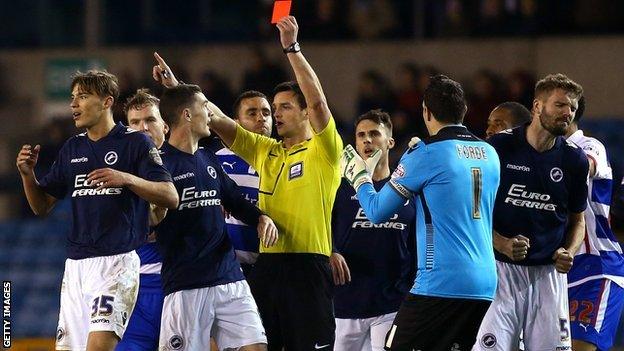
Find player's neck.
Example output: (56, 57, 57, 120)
(283, 126, 313, 149)
(427, 121, 460, 136)
(372, 158, 390, 181)
(526, 121, 557, 152)
(564, 123, 579, 139)
(168, 129, 200, 155)
(86, 114, 115, 141)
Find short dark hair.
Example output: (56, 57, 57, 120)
(354, 109, 393, 136)
(71, 70, 119, 102)
(495, 102, 532, 127)
(423, 75, 467, 124)
(159, 84, 202, 128)
(273, 81, 307, 109)
(232, 90, 268, 117)
(124, 88, 160, 115)
(534, 73, 583, 101)
(573, 96, 586, 123)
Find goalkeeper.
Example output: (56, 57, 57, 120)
(340, 75, 501, 351)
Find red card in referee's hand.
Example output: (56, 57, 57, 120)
(271, 0, 292, 24)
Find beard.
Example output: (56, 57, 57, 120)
(538, 107, 568, 136)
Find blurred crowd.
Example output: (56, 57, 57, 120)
(3, 0, 624, 48)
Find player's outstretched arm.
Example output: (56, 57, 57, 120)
(153, 52, 180, 88)
(152, 52, 238, 146)
(16, 144, 57, 216)
(87, 168, 179, 209)
(277, 16, 331, 133)
(206, 101, 238, 147)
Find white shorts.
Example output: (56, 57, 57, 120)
(158, 280, 266, 351)
(56, 251, 140, 350)
(473, 261, 571, 351)
(335, 312, 397, 351)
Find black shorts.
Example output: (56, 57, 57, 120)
(248, 253, 335, 351)
(385, 293, 491, 351)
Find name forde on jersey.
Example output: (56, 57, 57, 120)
(72, 174, 123, 197)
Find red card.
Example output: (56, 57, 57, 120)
(271, 1, 292, 24)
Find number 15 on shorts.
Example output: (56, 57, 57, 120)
(91, 295, 114, 318)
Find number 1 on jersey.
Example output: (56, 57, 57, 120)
(471, 168, 482, 219)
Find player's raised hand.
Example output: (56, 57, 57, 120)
(16, 144, 40, 176)
(503, 234, 530, 261)
(152, 52, 179, 88)
(257, 214, 279, 248)
(340, 145, 373, 191)
(87, 168, 133, 190)
(552, 247, 574, 273)
(329, 252, 351, 285)
(206, 100, 227, 121)
(276, 16, 299, 49)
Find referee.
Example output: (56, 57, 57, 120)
(205, 16, 342, 350)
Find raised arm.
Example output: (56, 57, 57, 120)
(152, 52, 238, 146)
(16, 144, 57, 216)
(276, 16, 331, 133)
(206, 101, 238, 147)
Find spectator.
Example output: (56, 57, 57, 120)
(356, 70, 395, 116)
(242, 47, 289, 96)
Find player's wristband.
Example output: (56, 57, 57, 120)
(283, 42, 301, 54)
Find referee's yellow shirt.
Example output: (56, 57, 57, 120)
(230, 118, 343, 256)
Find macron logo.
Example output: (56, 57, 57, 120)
(70, 157, 88, 163)
(506, 163, 531, 172)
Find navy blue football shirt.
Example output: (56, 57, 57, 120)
(39, 123, 172, 259)
(332, 178, 416, 319)
(489, 125, 589, 265)
(156, 143, 263, 295)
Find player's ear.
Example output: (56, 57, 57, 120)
(163, 122, 170, 134)
(388, 137, 395, 150)
(103, 96, 114, 109)
(184, 109, 192, 122)
(532, 98, 541, 116)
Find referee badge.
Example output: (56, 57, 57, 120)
(289, 162, 303, 180)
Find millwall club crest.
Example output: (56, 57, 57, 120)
(56, 327, 65, 341)
(104, 151, 118, 165)
(481, 333, 496, 348)
(550, 167, 563, 182)
(169, 335, 184, 350)
(207, 166, 217, 179)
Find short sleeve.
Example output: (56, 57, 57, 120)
(135, 135, 172, 182)
(581, 138, 610, 180)
(313, 117, 343, 166)
(568, 151, 589, 213)
(230, 124, 278, 171)
(39, 143, 69, 199)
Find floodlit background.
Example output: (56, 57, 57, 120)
(0, 0, 623, 348)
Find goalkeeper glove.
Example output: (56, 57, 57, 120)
(340, 144, 382, 191)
